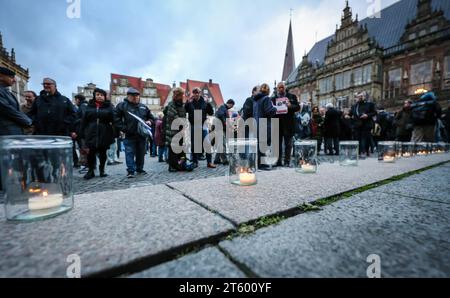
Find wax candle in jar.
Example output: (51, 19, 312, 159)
(239, 171, 256, 186)
(28, 190, 63, 211)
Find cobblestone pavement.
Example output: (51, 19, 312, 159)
(73, 154, 345, 195)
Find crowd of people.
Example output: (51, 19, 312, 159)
(1, 65, 450, 184)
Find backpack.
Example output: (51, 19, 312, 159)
(411, 100, 437, 126)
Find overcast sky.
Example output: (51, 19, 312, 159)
(0, 0, 399, 106)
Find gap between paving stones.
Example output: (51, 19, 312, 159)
(122, 161, 449, 278)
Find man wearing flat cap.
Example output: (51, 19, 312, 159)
(28, 78, 77, 137)
(0, 66, 33, 191)
(114, 87, 155, 178)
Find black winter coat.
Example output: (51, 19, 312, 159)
(242, 96, 254, 121)
(185, 97, 214, 126)
(349, 101, 376, 131)
(74, 100, 89, 136)
(324, 108, 341, 138)
(29, 90, 76, 136)
(80, 100, 115, 149)
(271, 92, 301, 136)
(0, 84, 32, 135)
(114, 99, 155, 139)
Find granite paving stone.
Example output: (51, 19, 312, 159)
(219, 188, 450, 278)
(169, 155, 450, 224)
(0, 185, 234, 278)
(129, 247, 246, 278)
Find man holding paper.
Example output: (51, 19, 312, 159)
(271, 81, 300, 167)
(114, 87, 155, 178)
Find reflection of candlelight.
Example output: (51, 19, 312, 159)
(301, 164, 316, 173)
(417, 151, 427, 156)
(383, 156, 395, 163)
(402, 153, 412, 158)
(28, 190, 63, 211)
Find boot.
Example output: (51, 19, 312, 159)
(99, 165, 108, 178)
(84, 169, 95, 180)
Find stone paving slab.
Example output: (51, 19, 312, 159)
(169, 155, 450, 225)
(0, 185, 234, 278)
(219, 188, 450, 278)
(129, 247, 246, 278)
(371, 166, 450, 204)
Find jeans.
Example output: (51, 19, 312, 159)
(124, 137, 147, 174)
(190, 127, 212, 164)
(158, 146, 168, 161)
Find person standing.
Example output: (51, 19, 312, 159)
(348, 92, 376, 157)
(340, 108, 353, 141)
(253, 83, 277, 170)
(271, 82, 300, 167)
(323, 103, 341, 155)
(164, 87, 190, 172)
(73, 94, 89, 169)
(28, 78, 77, 137)
(411, 92, 442, 143)
(80, 88, 115, 180)
(185, 87, 216, 169)
(0, 67, 32, 191)
(114, 88, 154, 178)
(311, 106, 324, 154)
(443, 100, 450, 142)
(394, 100, 413, 142)
(155, 112, 167, 163)
(20, 91, 37, 135)
(214, 99, 235, 165)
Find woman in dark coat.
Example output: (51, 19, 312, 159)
(80, 88, 115, 180)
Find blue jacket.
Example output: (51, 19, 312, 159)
(0, 84, 32, 136)
(253, 93, 277, 142)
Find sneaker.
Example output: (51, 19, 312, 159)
(137, 170, 148, 175)
(127, 173, 136, 179)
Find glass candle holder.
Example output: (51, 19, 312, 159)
(401, 142, 415, 158)
(395, 142, 402, 159)
(378, 141, 396, 163)
(339, 141, 359, 166)
(432, 143, 446, 154)
(294, 140, 318, 174)
(445, 143, 450, 153)
(0, 136, 74, 222)
(227, 138, 258, 186)
(416, 142, 429, 156)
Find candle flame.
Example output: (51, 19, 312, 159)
(42, 191, 49, 197)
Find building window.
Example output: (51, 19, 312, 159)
(354, 67, 362, 86)
(362, 64, 372, 84)
(409, 60, 433, 94)
(319, 76, 333, 94)
(319, 98, 333, 108)
(335, 73, 343, 90)
(300, 92, 309, 102)
(386, 68, 402, 99)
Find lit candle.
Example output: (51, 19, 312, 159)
(383, 156, 395, 163)
(417, 151, 427, 156)
(28, 190, 63, 211)
(239, 172, 256, 186)
(402, 153, 412, 158)
(301, 164, 316, 173)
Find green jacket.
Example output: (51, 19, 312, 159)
(163, 101, 186, 146)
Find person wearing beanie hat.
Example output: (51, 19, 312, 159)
(0, 66, 33, 191)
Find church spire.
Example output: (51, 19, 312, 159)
(11, 48, 15, 63)
(282, 20, 296, 81)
